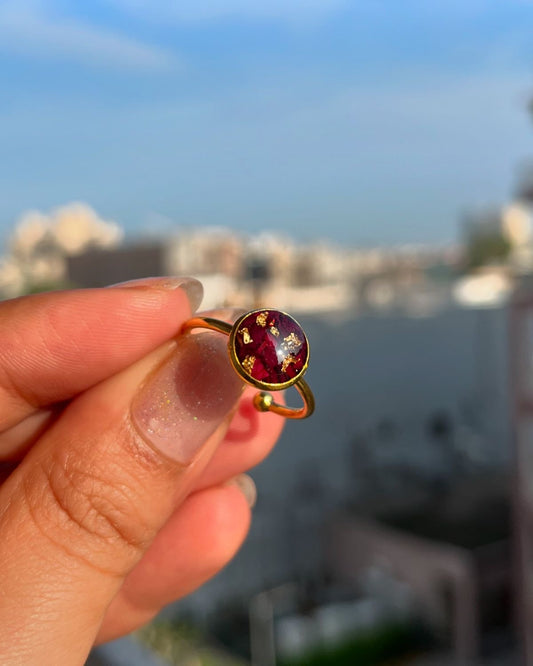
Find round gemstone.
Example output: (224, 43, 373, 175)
(232, 309, 308, 386)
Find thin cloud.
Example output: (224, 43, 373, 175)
(0, 4, 178, 71)
(107, 0, 347, 23)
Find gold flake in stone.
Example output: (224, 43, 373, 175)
(270, 326, 280, 337)
(256, 311, 268, 327)
(242, 355, 256, 375)
(239, 327, 253, 344)
(281, 354, 297, 373)
(283, 332, 302, 351)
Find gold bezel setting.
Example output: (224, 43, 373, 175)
(182, 308, 314, 419)
(228, 308, 310, 391)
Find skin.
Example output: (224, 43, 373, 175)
(0, 280, 284, 665)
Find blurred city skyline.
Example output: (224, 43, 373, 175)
(1, 1, 533, 247)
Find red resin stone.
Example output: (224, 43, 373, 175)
(233, 309, 308, 386)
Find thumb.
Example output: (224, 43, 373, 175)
(0, 331, 244, 665)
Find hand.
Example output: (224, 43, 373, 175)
(0, 278, 284, 665)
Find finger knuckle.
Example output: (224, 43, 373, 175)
(24, 445, 154, 572)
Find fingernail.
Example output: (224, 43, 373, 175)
(230, 474, 257, 508)
(131, 332, 244, 464)
(109, 276, 204, 313)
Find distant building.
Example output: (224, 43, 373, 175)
(0, 202, 123, 295)
(0, 202, 457, 316)
(328, 473, 511, 663)
(502, 202, 533, 273)
(462, 202, 533, 274)
(166, 227, 245, 278)
(66, 243, 166, 288)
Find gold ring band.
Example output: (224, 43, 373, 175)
(182, 309, 315, 420)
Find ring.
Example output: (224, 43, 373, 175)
(182, 308, 315, 419)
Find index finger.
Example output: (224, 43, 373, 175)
(0, 278, 201, 432)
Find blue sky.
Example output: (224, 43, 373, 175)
(1, 1, 533, 246)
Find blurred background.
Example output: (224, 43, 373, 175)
(3, 1, 533, 665)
